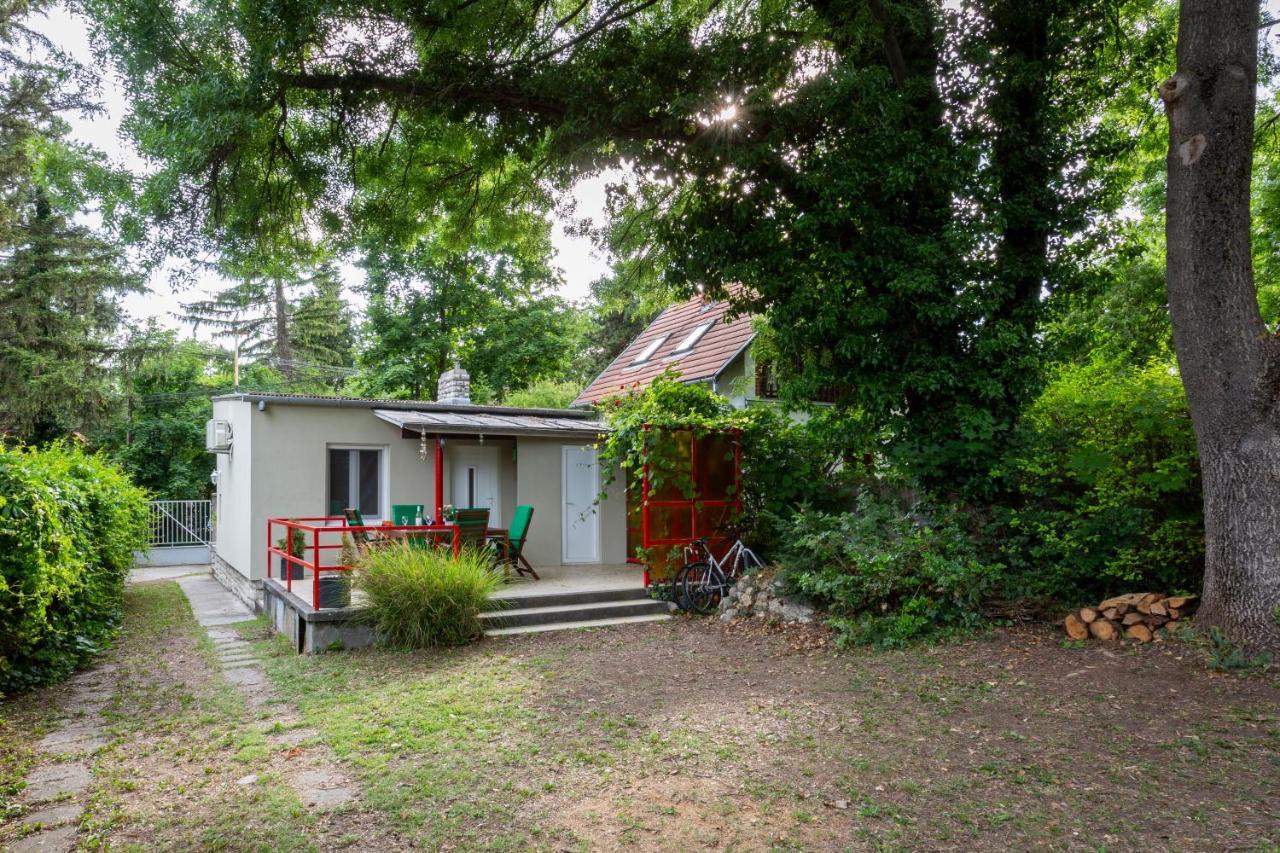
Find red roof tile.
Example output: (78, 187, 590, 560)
(574, 285, 756, 406)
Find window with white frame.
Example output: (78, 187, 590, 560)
(327, 447, 383, 518)
(671, 321, 713, 355)
(629, 334, 669, 365)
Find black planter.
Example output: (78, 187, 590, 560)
(278, 557, 304, 580)
(317, 575, 351, 609)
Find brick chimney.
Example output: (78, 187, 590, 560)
(435, 360, 471, 405)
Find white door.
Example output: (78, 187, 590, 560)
(450, 446, 500, 526)
(562, 445, 601, 564)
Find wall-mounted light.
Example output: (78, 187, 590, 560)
(257, 400, 266, 412)
(210, 470, 219, 486)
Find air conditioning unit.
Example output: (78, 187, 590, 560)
(205, 419, 233, 453)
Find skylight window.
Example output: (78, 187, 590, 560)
(671, 322, 713, 355)
(629, 334, 669, 365)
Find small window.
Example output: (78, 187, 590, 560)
(629, 334, 669, 365)
(328, 447, 382, 518)
(671, 321, 713, 355)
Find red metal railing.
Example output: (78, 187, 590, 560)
(266, 516, 461, 609)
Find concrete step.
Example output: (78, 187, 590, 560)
(489, 585, 651, 611)
(479, 597, 672, 629)
(484, 612, 673, 637)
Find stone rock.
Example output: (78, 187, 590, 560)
(9, 823, 78, 852)
(21, 801, 82, 828)
(719, 608, 738, 621)
(23, 763, 91, 802)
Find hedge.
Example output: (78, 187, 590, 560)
(0, 443, 149, 694)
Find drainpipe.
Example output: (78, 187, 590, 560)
(434, 434, 444, 522)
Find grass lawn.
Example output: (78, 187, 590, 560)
(3, 581, 1279, 850)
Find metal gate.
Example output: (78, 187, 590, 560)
(140, 500, 213, 566)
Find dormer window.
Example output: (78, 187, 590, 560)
(671, 322, 713, 355)
(629, 334, 669, 365)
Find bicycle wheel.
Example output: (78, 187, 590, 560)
(669, 565, 692, 611)
(681, 561, 726, 615)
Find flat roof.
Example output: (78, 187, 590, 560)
(374, 409, 608, 438)
(212, 392, 600, 420)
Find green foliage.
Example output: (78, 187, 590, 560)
(353, 543, 505, 648)
(502, 380, 582, 410)
(596, 371, 859, 556)
(276, 523, 305, 557)
(996, 358, 1203, 602)
(83, 0, 1179, 492)
(0, 442, 149, 693)
(0, 1, 140, 443)
(96, 327, 220, 499)
(1205, 626, 1272, 674)
(355, 234, 586, 402)
(779, 492, 1001, 649)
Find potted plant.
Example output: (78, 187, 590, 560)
(276, 523, 307, 580)
(318, 565, 353, 608)
(314, 533, 359, 609)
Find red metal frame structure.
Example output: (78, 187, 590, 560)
(637, 425, 743, 585)
(266, 516, 460, 609)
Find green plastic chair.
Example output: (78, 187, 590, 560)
(492, 505, 538, 580)
(343, 507, 370, 545)
(391, 504, 424, 526)
(451, 507, 492, 552)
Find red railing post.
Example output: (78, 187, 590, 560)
(312, 521, 320, 609)
(434, 433, 444, 523)
(641, 424, 651, 553)
(267, 518, 275, 591)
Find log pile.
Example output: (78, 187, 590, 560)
(1062, 593, 1196, 643)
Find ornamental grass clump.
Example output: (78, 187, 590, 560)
(354, 543, 505, 648)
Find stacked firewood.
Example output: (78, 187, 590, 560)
(1063, 593, 1197, 643)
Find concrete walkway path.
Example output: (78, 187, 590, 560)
(127, 563, 210, 585)
(166, 568, 357, 811)
(174, 574, 254, 626)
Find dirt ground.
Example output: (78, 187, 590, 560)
(2, 582, 1278, 851)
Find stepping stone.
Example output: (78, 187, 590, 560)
(9, 823, 78, 852)
(219, 657, 258, 667)
(38, 724, 101, 751)
(22, 763, 91, 801)
(21, 801, 82, 828)
(43, 736, 106, 755)
(223, 668, 266, 688)
(292, 768, 356, 810)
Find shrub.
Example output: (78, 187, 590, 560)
(778, 490, 1001, 648)
(995, 359, 1203, 602)
(0, 443, 150, 694)
(354, 543, 506, 648)
(596, 371, 862, 560)
(502, 379, 582, 410)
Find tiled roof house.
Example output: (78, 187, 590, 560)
(573, 285, 769, 408)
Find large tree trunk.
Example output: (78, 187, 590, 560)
(272, 275, 293, 379)
(1162, 0, 1280, 651)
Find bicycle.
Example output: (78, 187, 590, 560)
(673, 527, 764, 614)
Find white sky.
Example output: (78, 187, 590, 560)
(34, 6, 616, 339)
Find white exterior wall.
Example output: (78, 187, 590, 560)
(213, 401, 439, 582)
(212, 399, 256, 580)
(515, 438, 627, 566)
(210, 400, 628, 584)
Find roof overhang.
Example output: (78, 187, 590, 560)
(374, 409, 609, 438)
